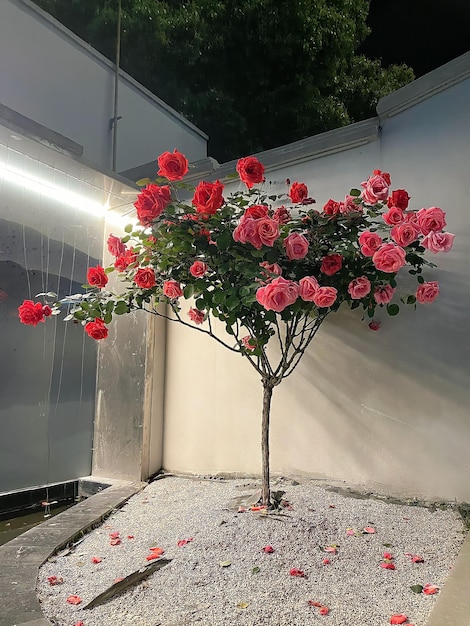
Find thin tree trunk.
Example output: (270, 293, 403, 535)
(261, 379, 274, 506)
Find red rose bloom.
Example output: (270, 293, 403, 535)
(85, 318, 108, 340)
(18, 300, 45, 326)
(244, 204, 269, 219)
(107, 234, 126, 257)
(157, 149, 188, 181)
(134, 184, 172, 225)
(192, 180, 224, 214)
(289, 182, 308, 203)
(114, 248, 137, 271)
(236, 156, 265, 188)
(320, 254, 343, 276)
(134, 268, 156, 289)
(42, 305, 52, 317)
(387, 189, 410, 210)
(87, 265, 108, 288)
(272, 206, 291, 224)
(323, 199, 341, 215)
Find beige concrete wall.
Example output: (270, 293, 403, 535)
(162, 77, 470, 501)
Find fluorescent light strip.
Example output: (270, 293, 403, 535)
(0, 160, 109, 217)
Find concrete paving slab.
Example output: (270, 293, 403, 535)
(0, 479, 145, 626)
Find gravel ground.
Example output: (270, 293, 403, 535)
(37, 476, 466, 626)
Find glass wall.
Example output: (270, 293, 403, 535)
(0, 131, 105, 493)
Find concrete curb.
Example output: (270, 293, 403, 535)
(425, 529, 470, 626)
(0, 480, 145, 626)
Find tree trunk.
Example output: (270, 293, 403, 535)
(261, 379, 274, 506)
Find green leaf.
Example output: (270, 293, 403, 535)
(383, 543, 393, 548)
(349, 188, 361, 197)
(417, 275, 425, 284)
(407, 295, 416, 304)
(124, 224, 133, 233)
(212, 290, 225, 305)
(216, 230, 233, 250)
(105, 266, 115, 274)
(103, 312, 112, 324)
(387, 303, 399, 316)
(184, 284, 195, 299)
(114, 301, 128, 315)
(136, 177, 151, 187)
(226, 295, 240, 310)
(251, 566, 260, 574)
(410, 585, 424, 594)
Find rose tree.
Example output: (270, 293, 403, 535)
(19, 150, 454, 506)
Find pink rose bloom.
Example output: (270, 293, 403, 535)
(369, 321, 381, 331)
(404, 210, 420, 230)
(340, 195, 361, 214)
(312, 286, 338, 308)
(189, 261, 208, 277)
(361, 172, 390, 205)
(272, 206, 291, 224)
(107, 234, 126, 257)
(387, 189, 410, 210)
(323, 199, 341, 216)
(417, 207, 447, 235)
(359, 231, 383, 257)
(321, 254, 343, 276)
(299, 276, 320, 301)
(241, 335, 256, 350)
(257, 218, 280, 247)
(163, 280, 183, 299)
(383, 206, 405, 226)
(391, 222, 419, 247)
(188, 307, 205, 324)
(416, 281, 439, 304)
(259, 261, 282, 282)
(233, 216, 262, 249)
(374, 284, 396, 305)
(422, 231, 455, 253)
(256, 277, 300, 312)
(372, 243, 406, 273)
(283, 233, 309, 260)
(348, 276, 371, 299)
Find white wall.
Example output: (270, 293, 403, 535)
(0, 0, 207, 172)
(162, 75, 470, 501)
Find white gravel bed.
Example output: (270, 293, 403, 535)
(37, 476, 466, 626)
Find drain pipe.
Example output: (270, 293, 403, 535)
(111, 0, 122, 172)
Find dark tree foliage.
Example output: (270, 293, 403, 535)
(34, 0, 414, 162)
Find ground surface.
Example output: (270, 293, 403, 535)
(37, 476, 466, 626)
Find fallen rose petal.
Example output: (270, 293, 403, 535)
(238, 506, 247, 513)
(113, 577, 124, 584)
(346, 528, 358, 536)
(177, 538, 194, 547)
(146, 553, 162, 561)
(329, 504, 335, 509)
(363, 526, 376, 534)
(67, 595, 82, 605)
(381, 562, 396, 570)
(308, 601, 322, 607)
(383, 552, 394, 560)
(74, 622, 85, 626)
(127, 535, 134, 539)
(109, 538, 121, 546)
(319, 606, 330, 615)
(411, 555, 424, 563)
(262, 545, 275, 553)
(324, 546, 338, 553)
(390, 614, 408, 625)
(423, 584, 439, 595)
(109, 531, 120, 539)
(91, 557, 102, 564)
(322, 558, 330, 565)
(47, 575, 63, 586)
(149, 546, 165, 555)
(290, 568, 306, 577)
